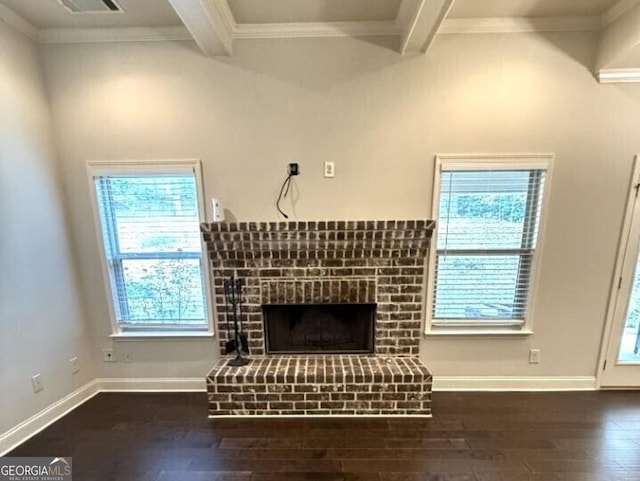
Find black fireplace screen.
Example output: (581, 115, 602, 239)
(263, 303, 376, 354)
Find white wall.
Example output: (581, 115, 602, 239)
(0, 21, 96, 436)
(40, 31, 640, 380)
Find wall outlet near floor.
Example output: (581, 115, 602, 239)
(529, 349, 541, 364)
(69, 356, 80, 374)
(31, 374, 44, 393)
(103, 348, 115, 362)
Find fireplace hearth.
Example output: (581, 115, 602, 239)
(264, 303, 376, 354)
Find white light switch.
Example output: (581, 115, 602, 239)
(211, 198, 225, 222)
(31, 374, 44, 393)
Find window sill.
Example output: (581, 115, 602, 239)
(110, 332, 215, 341)
(424, 329, 534, 338)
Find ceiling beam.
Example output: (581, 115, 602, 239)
(602, 0, 640, 26)
(597, 0, 640, 79)
(0, 2, 37, 41)
(397, 0, 454, 55)
(167, 0, 234, 57)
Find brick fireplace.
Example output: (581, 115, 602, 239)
(201, 220, 435, 417)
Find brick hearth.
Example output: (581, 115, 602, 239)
(201, 220, 435, 417)
(207, 356, 432, 416)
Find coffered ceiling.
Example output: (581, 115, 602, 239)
(0, 0, 624, 28)
(227, 0, 403, 24)
(1, 0, 639, 82)
(448, 0, 619, 18)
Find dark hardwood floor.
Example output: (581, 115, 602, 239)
(7, 391, 640, 481)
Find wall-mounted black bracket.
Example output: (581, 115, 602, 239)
(288, 163, 299, 176)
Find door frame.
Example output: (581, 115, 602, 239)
(596, 155, 640, 388)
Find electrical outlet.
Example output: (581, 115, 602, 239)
(31, 374, 44, 393)
(103, 349, 115, 362)
(69, 357, 80, 374)
(324, 161, 335, 178)
(529, 349, 541, 364)
(123, 352, 132, 363)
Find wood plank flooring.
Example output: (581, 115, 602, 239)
(7, 391, 640, 481)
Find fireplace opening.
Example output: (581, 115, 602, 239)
(263, 303, 376, 354)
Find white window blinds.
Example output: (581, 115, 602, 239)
(93, 172, 209, 330)
(433, 168, 547, 325)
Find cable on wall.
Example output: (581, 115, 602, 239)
(276, 163, 299, 219)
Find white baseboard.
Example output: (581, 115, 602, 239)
(0, 375, 597, 455)
(0, 380, 99, 456)
(0, 378, 205, 455)
(96, 377, 206, 392)
(433, 376, 597, 391)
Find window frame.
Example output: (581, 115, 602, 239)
(86, 159, 215, 338)
(425, 154, 554, 336)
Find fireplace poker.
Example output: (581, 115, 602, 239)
(223, 277, 250, 367)
(223, 279, 237, 355)
(237, 278, 250, 355)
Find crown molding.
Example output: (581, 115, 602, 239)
(38, 26, 192, 44)
(0, 3, 38, 40)
(25, 16, 605, 45)
(602, 0, 640, 27)
(598, 67, 640, 83)
(440, 15, 601, 34)
(233, 21, 399, 39)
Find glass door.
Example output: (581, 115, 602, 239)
(618, 255, 640, 363)
(601, 157, 640, 387)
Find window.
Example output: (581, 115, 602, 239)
(88, 160, 213, 335)
(427, 155, 553, 333)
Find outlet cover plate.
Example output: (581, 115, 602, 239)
(324, 161, 335, 178)
(529, 349, 541, 364)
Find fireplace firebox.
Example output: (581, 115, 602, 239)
(263, 303, 376, 354)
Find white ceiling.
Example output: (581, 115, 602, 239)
(448, 0, 620, 19)
(0, 0, 182, 28)
(227, 0, 402, 24)
(0, 0, 627, 30)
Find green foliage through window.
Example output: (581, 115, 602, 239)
(94, 173, 208, 329)
(433, 168, 546, 322)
